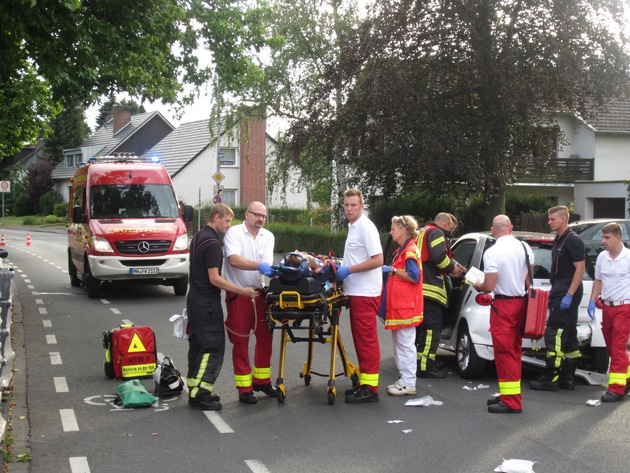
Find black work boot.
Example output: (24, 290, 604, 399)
(559, 359, 577, 390)
(528, 366, 559, 391)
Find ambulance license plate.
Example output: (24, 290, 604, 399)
(130, 268, 159, 275)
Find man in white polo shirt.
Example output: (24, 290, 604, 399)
(223, 201, 277, 404)
(474, 215, 533, 414)
(588, 222, 630, 402)
(336, 188, 384, 403)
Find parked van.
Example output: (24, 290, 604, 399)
(67, 154, 193, 298)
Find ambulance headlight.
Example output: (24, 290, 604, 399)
(92, 236, 115, 253)
(173, 234, 188, 251)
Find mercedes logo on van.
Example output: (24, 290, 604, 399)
(137, 241, 150, 253)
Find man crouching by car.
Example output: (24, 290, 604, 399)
(474, 215, 534, 414)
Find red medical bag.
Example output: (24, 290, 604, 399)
(523, 288, 549, 340)
(103, 324, 157, 379)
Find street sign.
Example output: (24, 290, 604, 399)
(212, 195, 223, 205)
(212, 172, 225, 183)
(213, 184, 224, 195)
(0, 181, 10, 193)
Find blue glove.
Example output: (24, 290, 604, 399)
(336, 266, 351, 281)
(560, 293, 573, 311)
(382, 265, 391, 273)
(258, 262, 277, 277)
(587, 301, 596, 320)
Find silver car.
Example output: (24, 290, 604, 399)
(439, 231, 609, 385)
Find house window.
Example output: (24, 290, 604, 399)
(219, 148, 236, 166)
(222, 190, 236, 207)
(67, 153, 82, 167)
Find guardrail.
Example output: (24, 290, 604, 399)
(0, 268, 15, 442)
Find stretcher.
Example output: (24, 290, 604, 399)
(265, 276, 359, 405)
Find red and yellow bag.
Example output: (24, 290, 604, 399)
(102, 324, 157, 379)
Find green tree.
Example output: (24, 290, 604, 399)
(43, 101, 90, 162)
(269, 0, 630, 226)
(27, 158, 56, 214)
(1, 0, 274, 159)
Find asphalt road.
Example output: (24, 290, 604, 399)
(2, 227, 630, 473)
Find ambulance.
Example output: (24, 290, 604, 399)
(67, 154, 193, 298)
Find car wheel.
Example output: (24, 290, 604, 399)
(84, 261, 100, 299)
(173, 277, 188, 296)
(589, 346, 610, 374)
(68, 253, 81, 287)
(456, 321, 488, 379)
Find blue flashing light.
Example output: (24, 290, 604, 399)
(150, 155, 160, 164)
(87, 157, 97, 163)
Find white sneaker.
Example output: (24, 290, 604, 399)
(387, 381, 416, 396)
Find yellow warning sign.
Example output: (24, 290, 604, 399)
(128, 333, 147, 353)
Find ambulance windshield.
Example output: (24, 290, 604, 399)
(90, 184, 180, 219)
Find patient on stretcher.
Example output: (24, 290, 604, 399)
(271, 251, 339, 293)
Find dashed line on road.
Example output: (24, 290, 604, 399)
(204, 411, 234, 433)
(39, 307, 48, 315)
(110, 308, 121, 315)
(43, 320, 52, 327)
(46, 334, 57, 344)
(35, 298, 43, 304)
(54, 377, 69, 393)
(60, 409, 79, 432)
(245, 460, 271, 473)
(50, 352, 62, 365)
(69, 457, 90, 473)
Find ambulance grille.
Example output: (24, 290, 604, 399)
(115, 240, 171, 255)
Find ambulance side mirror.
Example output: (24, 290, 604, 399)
(72, 206, 85, 224)
(182, 205, 193, 222)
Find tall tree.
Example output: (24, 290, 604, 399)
(1, 0, 274, 158)
(95, 97, 147, 129)
(43, 102, 90, 162)
(27, 158, 56, 213)
(271, 0, 630, 225)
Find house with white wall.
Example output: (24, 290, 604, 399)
(510, 100, 630, 219)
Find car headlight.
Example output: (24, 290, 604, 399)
(173, 234, 188, 251)
(92, 236, 114, 253)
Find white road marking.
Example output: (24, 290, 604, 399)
(245, 460, 271, 473)
(110, 308, 121, 315)
(121, 319, 133, 325)
(39, 307, 47, 315)
(69, 456, 90, 473)
(60, 409, 79, 432)
(100, 299, 110, 304)
(50, 352, 62, 365)
(35, 298, 43, 304)
(46, 334, 57, 344)
(54, 377, 69, 393)
(24, 279, 30, 283)
(204, 411, 234, 433)
(43, 320, 52, 328)
(28, 285, 34, 289)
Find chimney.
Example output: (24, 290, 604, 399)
(113, 108, 132, 135)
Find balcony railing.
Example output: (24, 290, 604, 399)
(516, 157, 594, 183)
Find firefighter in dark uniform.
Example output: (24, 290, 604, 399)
(529, 205, 585, 391)
(416, 212, 465, 378)
(187, 204, 258, 410)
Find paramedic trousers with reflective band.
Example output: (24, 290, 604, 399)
(602, 305, 630, 395)
(490, 298, 527, 410)
(544, 290, 583, 381)
(348, 295, 381, 391)
(186, 290, 225, 397)
(225, 292, 273, 394)
(416, 299, 443, 372)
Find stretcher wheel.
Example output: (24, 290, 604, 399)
(303, 374, 311, 386)
(276, 385, 286, 403)
(327, 389, 336, 405)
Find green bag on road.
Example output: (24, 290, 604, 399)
(114, 379, 157, 408)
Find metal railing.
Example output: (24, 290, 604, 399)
(516, 157, 594, 183)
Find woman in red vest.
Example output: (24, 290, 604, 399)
(379, 215, 424, 395)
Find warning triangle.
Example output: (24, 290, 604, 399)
(128, 333, 147, 353)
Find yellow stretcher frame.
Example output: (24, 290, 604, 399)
(265, 283, 360, 405)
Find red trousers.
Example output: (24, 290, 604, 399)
(225, 292, 273, 394)
(348, 295, 381, 391)
(490, 298, 527, 410)
(601, 305, 630, 395)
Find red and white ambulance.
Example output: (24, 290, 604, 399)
(67, 154, 193, 298)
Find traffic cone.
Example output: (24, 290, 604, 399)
(25, 233, 32, 246)
(0, 234, 5, 246)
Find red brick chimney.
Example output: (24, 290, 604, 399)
(239, 109, 267, 205)
(113, 108, 132, 135)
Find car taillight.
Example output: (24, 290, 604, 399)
(475, 293, 493, 306)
